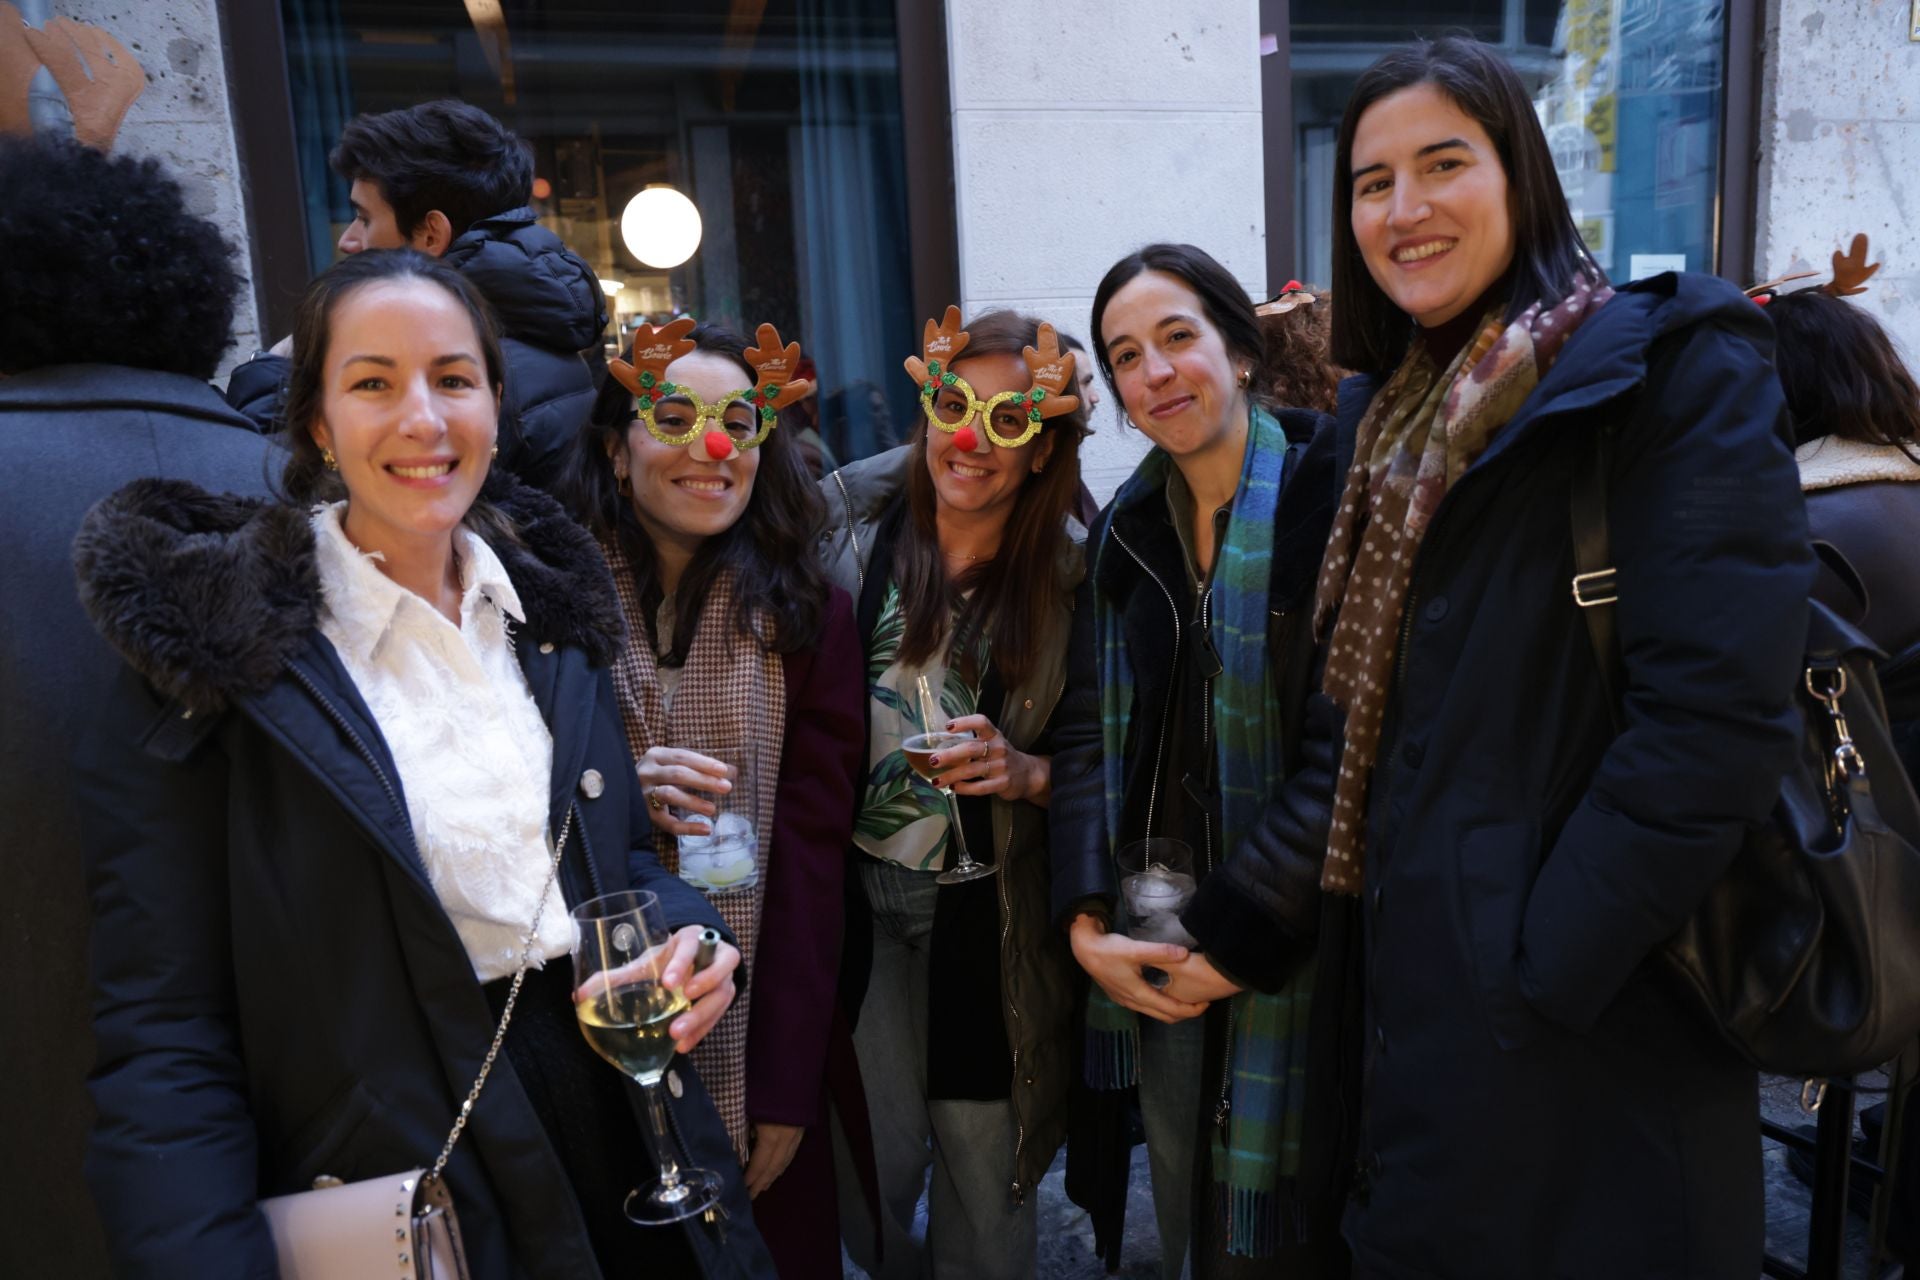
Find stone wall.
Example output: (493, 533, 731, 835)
(54, 1, 258, 375)
(1755, 0, 1920, 360)
(944, 0, 1268, 502)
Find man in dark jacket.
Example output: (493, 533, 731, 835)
(227, 100, 606, 491)
(0, 131, 280, 1279)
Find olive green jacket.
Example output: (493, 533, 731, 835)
(818, 445, 1084, 1201)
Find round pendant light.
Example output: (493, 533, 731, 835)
(620, 184, 702, 269)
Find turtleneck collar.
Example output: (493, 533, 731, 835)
(1418, 262, 1517, 368)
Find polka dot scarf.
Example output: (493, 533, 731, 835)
(1311, 277, 1613, 893)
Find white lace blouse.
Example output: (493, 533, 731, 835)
(311, 503, 571, 982)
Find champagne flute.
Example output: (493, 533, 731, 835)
(571, 890, 723, 1224)
(902, 672, 996, 884)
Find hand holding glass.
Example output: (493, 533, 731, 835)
(571, 890, 723, 1224)
(904, 672, 996, 884)
(674, 745, 759, 894)
(1116, 838, 1197, 987)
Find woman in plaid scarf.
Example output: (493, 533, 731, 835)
(562, 322, 867, 1278)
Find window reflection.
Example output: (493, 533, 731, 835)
(282, 0, 917, 464)
(1291, 0, 1726, 288)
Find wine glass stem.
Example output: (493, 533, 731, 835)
(941, 787, 973, 867)
(642, 1079, 688, 1199)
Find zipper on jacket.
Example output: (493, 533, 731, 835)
(993, 816, 1029, 1204)
(283, 660, 421, 865)
(832, 469, 865, 593)
(1003, 661, 1068, 1205)
(1196, 587, 1236, 1134)
(1109, 525, 1181, 840)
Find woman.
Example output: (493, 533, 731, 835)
(563, 318, 865, 1276)
(819, 308, 1086, 1279)
(1768, 283, 1920, 772)
(1768, 280, 1920, 1265)
(70, 249, 770, 1280)
(1302, 36, 1809, 1277)
(1050, 243, 1353, 1279)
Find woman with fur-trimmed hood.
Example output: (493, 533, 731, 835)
(70, 251, 772, 1280)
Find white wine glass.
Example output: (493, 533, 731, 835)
(904, 672, 996, 885)
(571, 890, 723, 1224)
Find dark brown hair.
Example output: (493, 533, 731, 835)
(330, 100, 533, 240)
(561, 324, 829, 659)
(895, 310, 1088, 690)
(1089, 243, 1270, 408)
(1258, 291, 1344, 414)
(278, 250, 517, 546)
(1330, 36, 1601, 375)
(1767, 288, 1920, 458)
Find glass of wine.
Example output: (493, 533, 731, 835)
(570, 890, 723, 1224)
(904, 672, 996, 885)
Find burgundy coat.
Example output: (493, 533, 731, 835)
(742, 588, 866, 1275)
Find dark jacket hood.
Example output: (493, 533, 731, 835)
(442, 206, 607, 353)
(73, 472, 625, 715)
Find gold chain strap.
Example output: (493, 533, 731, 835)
(427, 805, 576, 1183)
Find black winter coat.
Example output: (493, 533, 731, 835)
(227, 206, 606, 492)
(70, 478, 770, 1280)
(0, 366, 278, 1278)
(1049, 410, 1364, 1276)
(1330, 273, 1812, 1278)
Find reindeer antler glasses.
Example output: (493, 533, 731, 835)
(906, 306, 1080, 451)
(608, 319, 814, 460)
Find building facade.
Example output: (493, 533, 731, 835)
(41, 0, 1920, 501)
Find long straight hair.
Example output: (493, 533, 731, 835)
(560, 324, 829, 659)
(1330, 36, 1602, 375)
(895, 310, 1088, 692)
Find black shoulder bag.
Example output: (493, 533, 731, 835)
(1572, 428, 1920, 1077)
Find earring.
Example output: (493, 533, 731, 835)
(321, 447, 338, 471)
(1032, 463, 1046, 475)
(490, 445, 499, 460)
(616, 471, 632, 497)
(1236, 368, 1252, 389)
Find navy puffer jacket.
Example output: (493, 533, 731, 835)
(443, 206, 607, 491)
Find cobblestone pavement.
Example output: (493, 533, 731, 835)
(839, 1080, 1895, 1278)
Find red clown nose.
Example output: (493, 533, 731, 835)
(953, 425, 979, 453)
(703, 430, 733, 460)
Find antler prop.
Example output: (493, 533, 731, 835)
(745, 323, 814, 410)
(1019, 324, 1080, 422)
(608, 316, 697, 404)
(906, 305, 970, 389)
(1822, 233, 1879, 297)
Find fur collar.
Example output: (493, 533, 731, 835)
(1795, 434, 1920, 493)
(73, 473, 626, 714)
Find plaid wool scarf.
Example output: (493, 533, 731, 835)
(1312, 277, 1612, 894)
(1086, 407, 1315, 1256)
(601, 535, 787, 1160)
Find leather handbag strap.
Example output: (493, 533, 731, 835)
(1570, 425, 1625, 733)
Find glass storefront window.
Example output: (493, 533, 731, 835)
(1290, 0, 1726, 291)
(281, 0, 919, 465)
